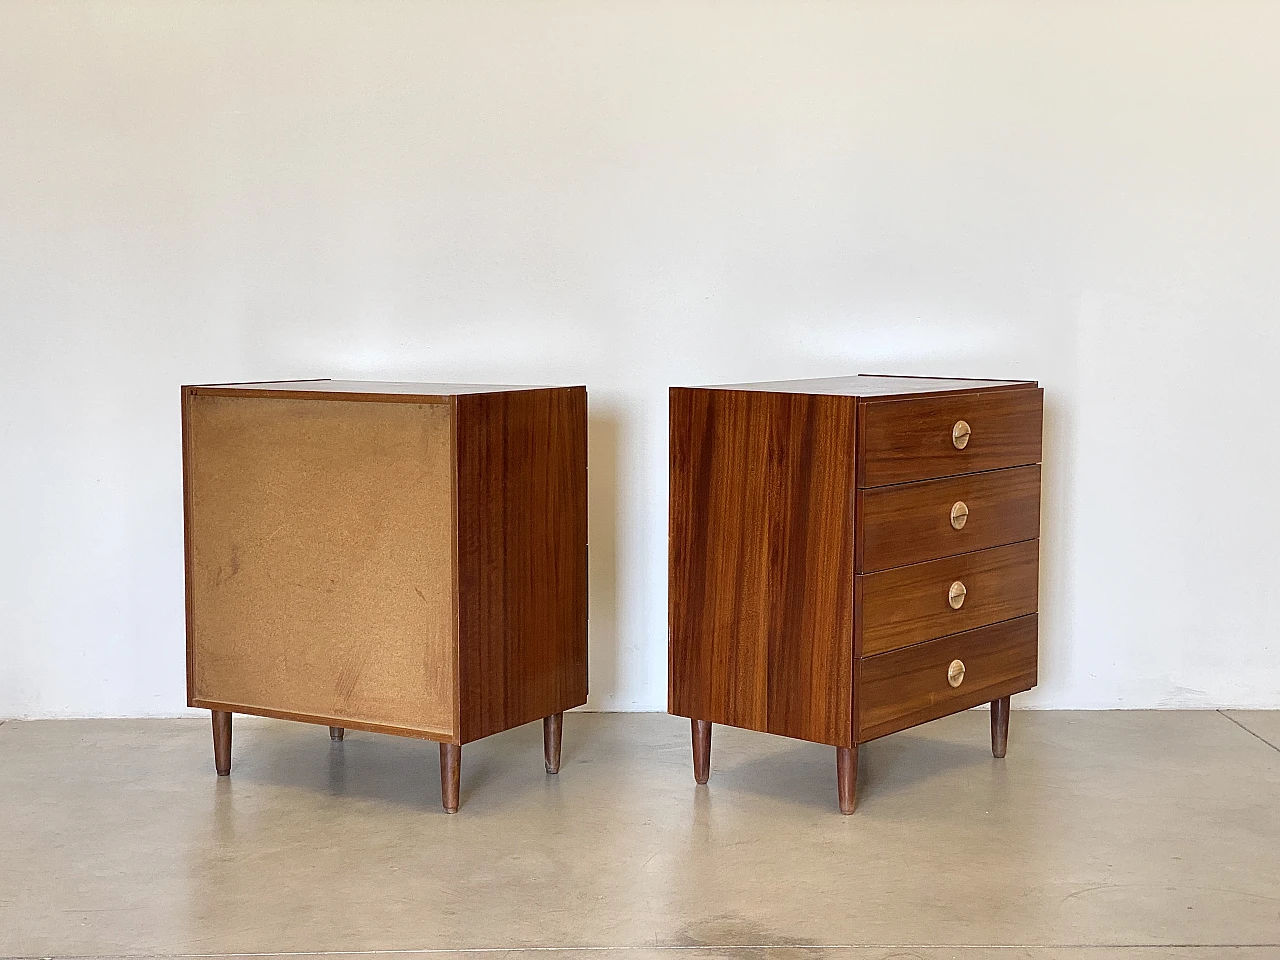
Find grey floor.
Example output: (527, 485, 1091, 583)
(1, 710, 1278, 960)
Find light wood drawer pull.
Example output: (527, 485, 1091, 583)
(952, 420, 971, 449)
(948, 580, 967, 609)
(950, 500, 969, 530)
(947, 659, 966, 687)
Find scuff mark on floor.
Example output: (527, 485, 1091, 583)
(669, 916, 827, 960)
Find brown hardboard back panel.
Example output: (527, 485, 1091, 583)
(668, 388, 857, 748)
(454, 387, 589, 744)
(184, 393, 456, 738)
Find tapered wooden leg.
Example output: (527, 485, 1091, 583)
(991, 696, 1010, 759)
(543, 712, 563, 774)
(329, 726, 345, 741)
(691, 719, 712, 784)
(837, 745, 857, 814)
(211, 710, 232, 777)
(440, 743, 461, 813)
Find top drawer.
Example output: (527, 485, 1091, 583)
(859, 388, 1043, 487)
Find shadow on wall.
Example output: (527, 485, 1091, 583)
(586, 414, 619, 708)
(1034, 385, 1073, 704)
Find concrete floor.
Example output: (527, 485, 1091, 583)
(0, 711, 1278, 960)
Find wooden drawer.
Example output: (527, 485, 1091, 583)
(856, 615, 1038, 742)
(858, 464, 1041, 573)
(860, 387, 1043, 488)
(857, 540, 1039, 656)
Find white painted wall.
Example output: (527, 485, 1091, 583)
(2, 1, 1278, 717)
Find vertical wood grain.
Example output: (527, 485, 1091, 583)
(669, 388, 857, 748)
(454, 387, 589, 744)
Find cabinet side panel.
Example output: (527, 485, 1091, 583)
(185, 395, 456, 737)
(668, 389, 856, 748)
(668, 388, 769, 732)
(455, 388, 589, 743)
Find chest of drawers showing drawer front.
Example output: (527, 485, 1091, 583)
(183, 380, 588, 812)
(669, 375, 1043, 814)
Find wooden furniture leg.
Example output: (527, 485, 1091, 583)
(329, 726, 345, 741)
(212, 710, 232, 776)
(543, 712, 563, 774)
(440, 743, 461, 813)
(837, 745, 857, 814)
(691, 719, 712, 784)
(991, 696, 1010, 758)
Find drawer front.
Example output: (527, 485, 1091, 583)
(860, 388, 1043, 488)
(856, 615, 1038, 742)
(857, 540, 1039, 656)
(858, 464, 1041, 573)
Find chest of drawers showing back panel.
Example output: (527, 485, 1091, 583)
(183, 380, 588, 812)
(668, 375, 1043, 813)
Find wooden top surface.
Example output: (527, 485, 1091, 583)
(185, 380, 575, 401)
(679, 375, 1036, 399)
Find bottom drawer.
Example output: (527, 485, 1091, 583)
(856, 615, 1038, 742)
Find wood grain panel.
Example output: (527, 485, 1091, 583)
(858, 465, 1041, 573)
(856, 615, 1038, 742)
(454, 387, 589, 745)
(668, 387, 857, 748)
(857, 540, 1040, 656)
(860, 387, 1043, 487)
(184, 393, 456, 737)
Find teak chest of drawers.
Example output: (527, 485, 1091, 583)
(668, 375, 1043, 813)
(182, 380, 588, 812)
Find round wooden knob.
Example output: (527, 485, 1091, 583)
(952, 420, 972, 449)
(950, 501, 969, 530)
(947, 659, 966, 688)
(948, 580, 967, 609)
